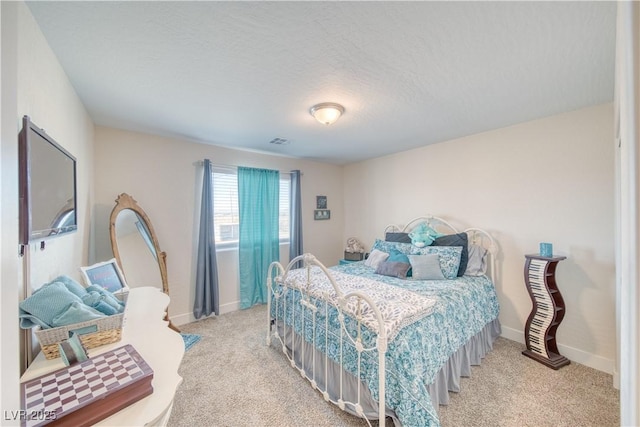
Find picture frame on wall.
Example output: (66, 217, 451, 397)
(314, 209, 330, 220)
(316, 195, 327, 209)
(80, 258, 129, 294)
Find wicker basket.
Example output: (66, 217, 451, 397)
(35, 293, 127, 360)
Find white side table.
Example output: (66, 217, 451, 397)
(20, 287, 185, 426)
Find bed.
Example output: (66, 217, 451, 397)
(266, 216, 501, 427)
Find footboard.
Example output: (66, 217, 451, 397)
(266, 253, 387, 425)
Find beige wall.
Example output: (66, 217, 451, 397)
(1, 1, 94, 421)
(343, 103, 615, 373)
(93, 127, 344, 323)
(16, 3, 95, 290)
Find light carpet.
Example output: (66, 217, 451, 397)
(169, 304, 619, 427)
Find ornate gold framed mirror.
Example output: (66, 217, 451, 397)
(109, 193, 179, 332)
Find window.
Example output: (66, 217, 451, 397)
(212, 169, 290, 248)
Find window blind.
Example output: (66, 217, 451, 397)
(212, 169, 290, 245)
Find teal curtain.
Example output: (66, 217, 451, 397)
(238, 167, 280, 309)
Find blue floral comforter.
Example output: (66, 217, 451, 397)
(271, 261, 500, 427)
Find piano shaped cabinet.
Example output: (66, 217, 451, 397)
(522, 254, 570, 370)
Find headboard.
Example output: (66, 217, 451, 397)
(383, 215, 498, 280)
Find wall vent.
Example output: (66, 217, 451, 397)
(269, 137, 289, 145)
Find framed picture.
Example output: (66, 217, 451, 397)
(314, 209, 330, 220)
(80, 258, 129, 294)
(316, 195, 327, 209)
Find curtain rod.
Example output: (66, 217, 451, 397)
(193, 160, 300, 175)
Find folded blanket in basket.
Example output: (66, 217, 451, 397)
(51, 302, 106, 327)
(20, 282, 87, 329)
(52, 276, 125, 316)
(18, 277, 119, 329)
(52, 275, 90, 299)
(85, 285, 125, 312)
(81, 292, 120, 316)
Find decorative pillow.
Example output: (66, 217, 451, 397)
(372, 239, 414, 255)
(375, 261, 411, 279)
(408, 254, 446, 280)
(432, 233, 469, 277)
(465, 244, 488, 276)
(387, 248, 410, 263)
(364, 249, 389, 269)
(387, 248, 412, 277)
(411, 246, 462, 279)
(385, 232, 412, 243)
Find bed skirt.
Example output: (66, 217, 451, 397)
(274, 317, 502, 426)
(427, 318, 502, 410)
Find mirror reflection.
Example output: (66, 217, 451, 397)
(114, 208, 162, 288)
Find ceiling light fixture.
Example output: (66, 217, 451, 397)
(309, 102, 345, 126)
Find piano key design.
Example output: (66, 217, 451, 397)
(526, 259, 554, 357)
(522, 254, 570, 369)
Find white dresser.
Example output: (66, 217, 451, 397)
(20, 287, 185, 426)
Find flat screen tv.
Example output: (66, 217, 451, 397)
(19, 115, 77, 244)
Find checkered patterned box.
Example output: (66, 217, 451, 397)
(21, 344, 153, 427)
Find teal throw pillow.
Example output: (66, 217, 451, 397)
(387, 248, 412, 277)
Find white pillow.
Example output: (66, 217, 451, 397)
(408, 254, 446, 280)
(364, 249, 389, 269)
(465, 244, 488, 276)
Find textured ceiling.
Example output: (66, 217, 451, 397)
(26, 1, 616, 165)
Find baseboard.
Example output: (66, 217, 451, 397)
(500, 326, 615, 375)
(170, 301, 240, 326)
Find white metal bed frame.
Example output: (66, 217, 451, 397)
(266, 215, 498, 425)
(384, 215, 498, 280)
